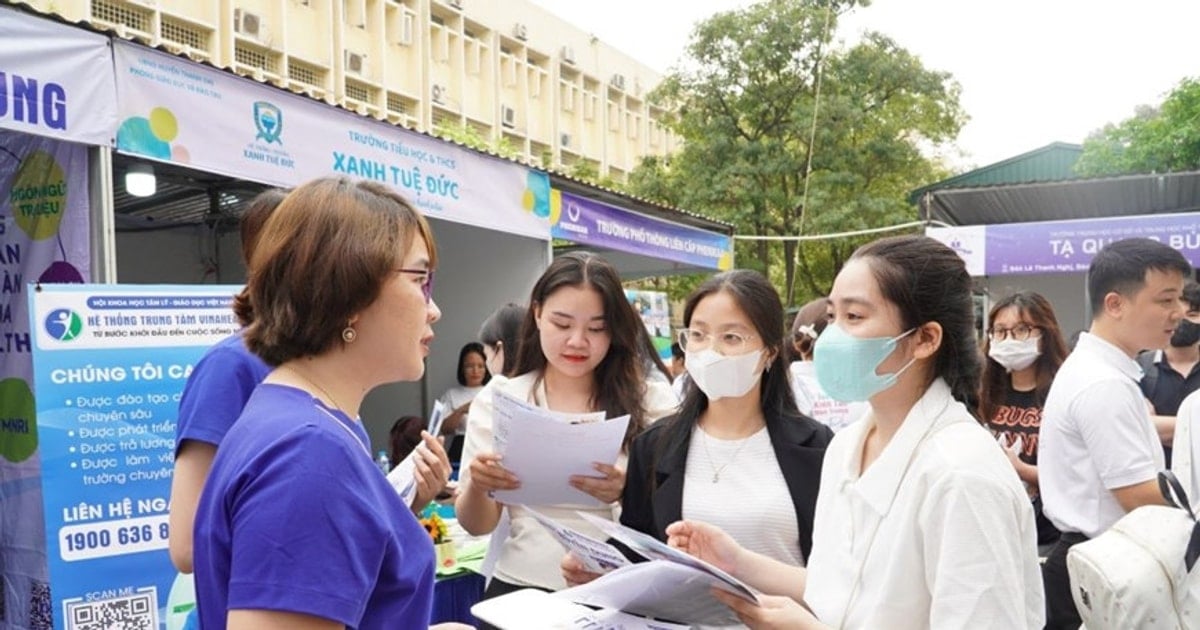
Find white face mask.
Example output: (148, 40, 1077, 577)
(685, 348, 765, 400)
(988, 337, 1041, 372)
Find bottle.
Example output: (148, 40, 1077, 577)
(376, 450, 391, 474)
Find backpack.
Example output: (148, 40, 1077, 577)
(1066, 469, 1200, 629)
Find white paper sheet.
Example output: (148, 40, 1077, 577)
(490, 391, 627, 506)
(576, 513, 758, 603)
(427, 399, 448, 439)
(526, 507, 631, 574)
(560, 561, 746, 627)
(471, 588, 690, 630)
(386, 452, 417, 506)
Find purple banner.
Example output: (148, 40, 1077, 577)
(552, 191, 732, 270)
(985, 212, 1200, 275)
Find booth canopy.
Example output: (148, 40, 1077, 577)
(921, 170, 1200, 226)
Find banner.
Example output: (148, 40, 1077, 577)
(1, 129, 91, 630)
(1, 7, 119, 145)
(111, 41, 549, 240)
(29, 284, 242, 630)
(625, 289, 671, 360)
(552, 191, 732, 271)
(929, 211, 1200, 276)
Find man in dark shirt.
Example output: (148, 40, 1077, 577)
(1140, 281, 1200, 465)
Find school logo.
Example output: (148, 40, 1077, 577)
(44, 308, 83, 341)
(566, 199, 582, 222)
(253, 101, 283, 145)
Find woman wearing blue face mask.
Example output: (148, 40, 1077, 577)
(665, 236, 1044, 629)
(561, 270, 833, 586)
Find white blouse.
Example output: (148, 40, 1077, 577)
(681, 426, 804, 567)
(459, 372, 679, 590)
(804, 379, 1044, 629)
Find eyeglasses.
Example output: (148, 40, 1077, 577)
(678, 328, 757, 354)
(988, 324, 1039, 342)
(395, 268, 435, 304)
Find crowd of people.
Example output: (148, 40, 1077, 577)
(168, 177, 1199, 629)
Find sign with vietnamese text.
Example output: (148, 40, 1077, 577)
(30, 284, 242, 630)
(111, 41, 549, 240)
(552, 191, 732, 271)
(1, 7, 118, 145)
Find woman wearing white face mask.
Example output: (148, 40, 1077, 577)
(980, 291, 1070, 548)
(561, 270, 832, 587)
(664, 236, 1044, 629)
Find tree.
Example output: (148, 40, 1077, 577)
(629, 0, 963, 305)
(1076, 77, 1200, 176)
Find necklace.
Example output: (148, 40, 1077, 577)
(288, 365, 352, 418)
(700, 427, 757, 483)
(286, 366, 371, 459)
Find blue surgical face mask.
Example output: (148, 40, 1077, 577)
(813, 323, 916, 403)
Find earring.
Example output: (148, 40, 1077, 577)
(342, 326, 357, 343)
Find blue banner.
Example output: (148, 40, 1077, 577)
(29, 284, 241, 630)
(551, 191, 733, 271)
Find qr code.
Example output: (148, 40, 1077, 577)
(62, 588, 157, 630)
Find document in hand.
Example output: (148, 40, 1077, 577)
(427, 399, 448, 439)
(490, 391, 628, 507)
(386, 400, 448, 507)
(471, 588, 690, 630)
(386, 453, 417, 506)
(561, 512, 758, 626)
(526, 507, 631, 574)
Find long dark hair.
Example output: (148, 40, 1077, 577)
(978, 291, 1068, 422)
(852, 235, 980, 409)
(479, 303, 525, 377)
(513, 252, 647, 450)
(675, 270, 801, 424)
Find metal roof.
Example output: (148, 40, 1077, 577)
(920, 170, 1200, 226)
(908, 142, 1083, 204)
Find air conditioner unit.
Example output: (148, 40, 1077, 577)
(561, 45, 576, 65)
(431, 84, 447, 105)
(501, 105, 516, 128)
(512, 23, 528, 41)
(447, 0, 463, 9)
(610, 74, 626, 91)
(233, 9, 262, 40)
(345, 51, 366, 75)
(560, 132, 571, 148)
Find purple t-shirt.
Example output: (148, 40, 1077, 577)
(175, 332, 271, 450)
(194, 384, 434, 629)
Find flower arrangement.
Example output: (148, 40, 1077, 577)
(419, 511, 449, 545)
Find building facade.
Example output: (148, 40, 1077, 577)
(19, 0, 679, 180)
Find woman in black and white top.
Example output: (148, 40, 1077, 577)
(568, 270, 832, 577)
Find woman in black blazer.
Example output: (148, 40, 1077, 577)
(618, 270, 832, 565)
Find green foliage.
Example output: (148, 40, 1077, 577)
(627, 0, 962, 305)
(432, 122, 521, 160)
(1076, 77, 1200, 176)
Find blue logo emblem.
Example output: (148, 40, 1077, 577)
(45, 309, 83, 341)
(253, 101, 283, 144)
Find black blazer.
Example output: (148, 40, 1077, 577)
(620, 411, 833, 561)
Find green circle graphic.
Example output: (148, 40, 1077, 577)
(0, 378, 37, 463)
(11, 150, 67, 241)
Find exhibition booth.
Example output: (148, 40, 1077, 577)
(923, 171, 1200, 335)
(0, 5, 735, 628)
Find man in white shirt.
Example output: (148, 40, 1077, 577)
(1039, 237, 1192, 629)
